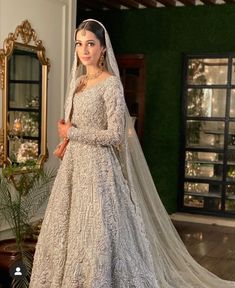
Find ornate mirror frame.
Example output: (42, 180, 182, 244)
(0, 20, 50, 169)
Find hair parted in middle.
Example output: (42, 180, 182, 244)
(74, 20, 106, 48)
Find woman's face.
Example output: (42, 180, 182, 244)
(75, 29, 105, 68)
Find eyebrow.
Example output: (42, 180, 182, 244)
(75, 39, 96, 43)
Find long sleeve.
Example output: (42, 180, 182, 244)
(67, 77, 125, 146)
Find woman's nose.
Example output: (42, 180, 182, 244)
(83, 46, 89, 55)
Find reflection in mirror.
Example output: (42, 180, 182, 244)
(7, 47, 41, 164)
(0, 20, 50, 170)
(9, 48, 41, 110)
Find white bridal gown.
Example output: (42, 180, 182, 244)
(29, 75, 160, 287)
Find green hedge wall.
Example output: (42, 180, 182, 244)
(77, 4, 235, 213)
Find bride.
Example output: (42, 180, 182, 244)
(29, 19, 235, 287)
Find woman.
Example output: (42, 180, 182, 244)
(30, 19, 235, 287)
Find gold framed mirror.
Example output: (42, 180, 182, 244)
(0, 20, 50, 169)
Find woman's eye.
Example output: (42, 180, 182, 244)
(75, 41, 81, 47)
(88, 42, 95, 47)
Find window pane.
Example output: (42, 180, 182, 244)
(185, 162, 223, 180)
(232, 59, 235, 85)
(230, 90, 235, 117)
(186, 121, 224, 148)
(226, 184, 235, 198)
(228, 122, 235, 149)
(187, 58, 228, 85)
(184, 181, 221, 195)
(227, 151, 235, 181)
(187, 88, 226, 117)
(204, 197, 221, 211)
(184, 195, 221, 210)
(227, 164, 235, 181)
(186, 151, 223, 162)
(185, 182, 209, 194)
(225, 200, 235, 211)
(226, 186, 235, 211)
(227, 150, 235, 163)
(184, 195, 204, 208)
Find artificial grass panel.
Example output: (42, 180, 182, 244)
(77, 5, 235, 213)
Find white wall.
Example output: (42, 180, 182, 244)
(0, 0, 77, 240)
(0, 0, 77, 166)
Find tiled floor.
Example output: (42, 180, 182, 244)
(173, 220, 235, 281)
(1, 221, 235, 287)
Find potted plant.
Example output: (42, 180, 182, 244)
(0, 161, 55, 288)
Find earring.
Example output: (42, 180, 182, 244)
(98, 53, 105, 69)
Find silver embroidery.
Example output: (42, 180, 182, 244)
(29, 76, 159, 287)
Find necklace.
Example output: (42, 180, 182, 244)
(78, 69, 103, 92)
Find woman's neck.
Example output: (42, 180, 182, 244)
(86, 66, 101, 75)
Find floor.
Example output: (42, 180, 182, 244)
(1, 221, 235, 287)
(173, 220, 235, 282)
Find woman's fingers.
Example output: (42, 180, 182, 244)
(57, 120, 72, 138)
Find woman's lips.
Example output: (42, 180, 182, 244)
(81, 57, 90, 61)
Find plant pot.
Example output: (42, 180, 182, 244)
(0, 238, 36, 287)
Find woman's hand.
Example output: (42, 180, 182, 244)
(57, 119, 72, 139)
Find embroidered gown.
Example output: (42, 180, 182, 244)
(29, 75, 159, 287)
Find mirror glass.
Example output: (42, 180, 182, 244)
(0, 20, 49, 169)
(7, 47, 41, 163)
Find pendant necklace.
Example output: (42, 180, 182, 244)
(79, 69, 103, 92)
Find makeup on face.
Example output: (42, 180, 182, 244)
(76, 30, 104, 67)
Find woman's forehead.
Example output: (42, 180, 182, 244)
(76, 29, 97, 41)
